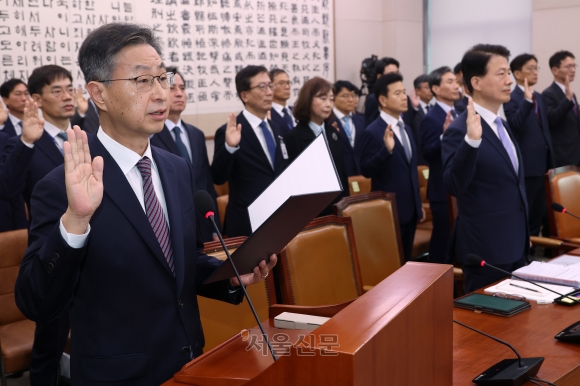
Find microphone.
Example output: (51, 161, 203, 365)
(193, 191, 278, 361)
(465, 254, 580, 304)
(552, 202, 580, 221)
(453, 319, 544, 385)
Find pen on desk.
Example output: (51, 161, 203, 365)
(509, 282, 541, 293)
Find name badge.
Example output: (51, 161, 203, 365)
(278, 136, 289, 159)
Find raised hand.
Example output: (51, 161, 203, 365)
(230, 254, 277, 287)
(443, 111, 453, 133)
(565, 75, 574, 101)
(523, 78, 533, 101)
(61, 126, 104, 235)
(383, 123, 395, 152)
(0, 102, 8, 125)
(409, 89, 420, 109)
(225, 112, 242, 147)
(74, 86, 89, 115)
(466, 98, 482, 141)
(21, 99, 45, 145)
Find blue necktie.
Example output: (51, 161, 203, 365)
(342, 116, 354, 147)
(282, 107, 294, 130)
(55, 132, 68, 155)
(172, 126, 191, 163)
(17, 121, 22, 128)
(494, 116, 518, 173)
(259, 121, 276, 167)
(397, 121, 412, 162)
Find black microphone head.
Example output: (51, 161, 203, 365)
(194, 190, 216, 218)
(551, 202, 565, 213)
(465, 254, 484, 267)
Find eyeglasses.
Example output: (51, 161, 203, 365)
(523, 66, 540, 72)
(561, 64, 578, 70)
(44, 86, 74, 98)
(275, 81, 291, 87)
(96, 72, 174, 92)
(492, 292, 526, 301)
(337, 93, 356, 100)
(248, 82, 275, 92)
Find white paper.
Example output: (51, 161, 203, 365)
(248, 134, 341, 232)
(484, 279, 575, 303)
(548, 254, 580, 266)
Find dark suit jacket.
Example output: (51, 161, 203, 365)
(270, 107, 293, 135)
(70, 99, 100, 134)
(359, 115, 422, 225)
(15, 138, 242, 385)
(454, 96, 468, 114)
(211, 113, 289, 237)
(330, 113, 366, 176)
(0, 131, 27, 231)
(504, 87, 554, 176)
(151, 122, 221, 241)
(283, 121, 349, 215)
(442, 112, 529, 265)
(411, 106, 427, 165)
(420, 103, 448, 203)
(542, 82, 580, 166)
(1, 118, 18, 137)
(364, 93, 416, 127)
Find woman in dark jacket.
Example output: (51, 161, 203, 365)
(283, 77, 349, 216)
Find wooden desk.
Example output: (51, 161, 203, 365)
(453, 294, 580, 385)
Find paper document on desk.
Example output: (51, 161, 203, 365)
(512, 261, 580, 287)
(548, 254, 580, 266)
(484, 279, 575, 303)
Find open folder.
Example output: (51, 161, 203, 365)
(204, 134, 342, 284)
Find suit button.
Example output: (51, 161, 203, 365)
(178, 300, 183, 309)
(181, 346, 190, 356)
(47, 262, 54, 273)
(53, 253, 60, 260)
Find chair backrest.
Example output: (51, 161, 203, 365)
(277, 216, 364, 306)
(417, 166, 432, 222)
(214, 182, 229, 197)
(216, 195, 228, 229)
(546, 166, 580, 239)
(347, 175, 371, 196)
(0, 229, 28, 327)
(198, 237, 273, 351)
(334, 192, 404, 287)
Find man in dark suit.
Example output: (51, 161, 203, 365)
(0, 66, 81, 385)
(150, 66, 220, 242)
(359, 73, 424, 261)
(420, 66, 459, 264)
(504, 54, 554, 238)
(331, 80, 366, 176)
(542, 50, 580, 167)
(14, 23, 275, 385)
(442, 44, 529, 292)
(364, 57, 418, 127)
(212, 66, 289, 237)
(269, 69, 295, 134)
(411, 74, 433, 165)
(453, 63, 469, 113)
(0, 130, 26, 232)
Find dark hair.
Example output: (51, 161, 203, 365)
(78, 23, 163, 85)
(235, 65, 269, 103)
(510, 54, 537, 73)
(374, 72, 404, 102)
(292, 77, 332, 123)
(375, 57, 400, 76)
(0, 79, 27, 99)
(461, 44, 510, 94)
(428, 66, 453, 96)
(453, 62, 462, 75)
(352, 84, 361, 96)
(165, 66, 183, 82)
(549, 50, 575, 70)
(27, 65, 72, 95)
(413, 74, 429, 90)
(269, 68, 287, 81)
(333, 80, 357, 95)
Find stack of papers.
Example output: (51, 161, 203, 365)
(484, 279, 575, 304)
(512, 261, 580, 287)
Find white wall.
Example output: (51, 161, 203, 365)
(429, 0, 532, 72)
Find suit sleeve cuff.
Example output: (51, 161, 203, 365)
(21, 138, 35, 148)
(59, 218, 90, 248)
(225, 143, 240, 154)
(464, 134, 481, 148)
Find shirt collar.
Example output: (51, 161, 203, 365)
(243, 108, 267, 129)
(8, 112, 21, 127)
(436, 100, 453, 114)
(555, 81, 566, 94)
(308, 120, 324, 135)
(97, 127, 155, 176)
(379, 110, 402, 127)
(473, 102, 500, 129)
(419, 100, 428, 111)
(43, 119, 70, 138)
(333, 107, 351, 121)
(271, 102, 286, 114)
(164, 119, 182, 131)
(517, 84, 525, 93)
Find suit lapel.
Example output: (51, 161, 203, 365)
(36, 130, 64, 166)
(481, 119, 519, 179)
(269, 119, 286, 173)
(183, 123, 200, 177)
(238, 113, 272, 169)
(91, 137, 175, 277)
(2, 119, 17, 138)
(157, 125, 181, 155)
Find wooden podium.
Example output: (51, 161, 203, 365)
(163, 262, 453, 385)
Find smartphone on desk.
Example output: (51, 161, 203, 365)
(453, 293, 531, 317)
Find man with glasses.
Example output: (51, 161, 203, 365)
(15, 23, 275, 384)
(269, 68, 295, 134)
(543, 50, 580, 167)
(332, 80, 366, 176)
(212, 65, 289, 237)
(504, 54, 554, 240)
(150, 66, 220, 242)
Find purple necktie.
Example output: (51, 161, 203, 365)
(137, 157, 175, 276)
(494, 117, 518, 174)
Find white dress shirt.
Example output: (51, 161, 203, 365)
(226, 109, 276, 168)
(464, 102, 519, 170)
(436, 100, 454, 114)
(272, 101, 296, 127)
(333, 107, 356, 147)
(60, 127, 169, 246)
(165, 118, 192, 161)
(0, 112, 23, 135)
(419, 100, 431, 115)
(308, 120, 325, 137)
(379, 110, 412, 156)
